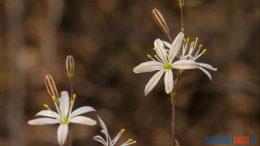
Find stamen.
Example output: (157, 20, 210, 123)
(128, 138, 133, 142)
(147, 55, 155, 61)
(195, 49, 207, 60)
(43, 104, 49, 109)
(121, 128, 126, 133)
(155, 55, 163, 62)
(71, 94, 76, 101)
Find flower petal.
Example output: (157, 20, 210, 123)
(36, 110, 59, 119)
(59, 91, 70, 118)
(199, 63, 217, 71)
(57, 124, 68, 146)
(93, 135, 106, 145)
(28, 118, 58, 125)
(112, 129, 124, 145)
(133, 61, 163, 73)
(199, 67, 212, 80)
(172, 60, 199, 70)
(169, 32, 184, 62)
(70, 106, 96, 118)
(144, 70, 165, 96)
(70, 116, 96, 126)
(97, 116, 111, 142)
(154, 39, 168, 62)
(162, 40, 172, 49)
(164, 70, 174, 94)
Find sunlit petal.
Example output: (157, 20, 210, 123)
(169, 32, 184, 62)
(133, 61, 163, 73)
(28, 118, 58, 125)
(164, 70, 174, 94)
(57, 124, 68, 146)
(70, 106, 96, 118)
(70, 116, 96, 126)
(144, 70, 165, 96)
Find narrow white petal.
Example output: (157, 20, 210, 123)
(162, 40, 172, 49)
(154, 39, 168, 62)
(172, 60, 199, 70)
(97, 116, 110, 142)
(59, 91, 70, 118)
(57, 124, 68, 146)
(199, 63, 217, 71)
(36, 110, 59, 119)
(164, 70, 174, 94)
(133, 61, 163, 73)
(199, 67, 213, 80)
(70, 106, 96, 118)
(70, 116, 96, 126)
(144, 70, 165, 96)
(112, 130, 124, 145)
(98, 116, 108, 132)
(93, 135, 106, 145)
(169, 32, 184, 62)
(28, 118, 58, 125)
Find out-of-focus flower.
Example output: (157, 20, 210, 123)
(44, 74, 59, 98)
(179, 37, 217, 80)
(93, 116, 136, 146)
(28, 91, 96, 145)
(66, 55, 75, 79)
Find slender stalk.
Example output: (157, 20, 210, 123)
(68, 131, 72, 146)
(180, 7, 184, 32)
(170, 91, 176, 146)
(170, 71, 180, 146)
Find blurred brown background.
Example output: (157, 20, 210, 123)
(0, 0, 259, 146)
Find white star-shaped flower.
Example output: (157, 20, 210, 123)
(93, 116, 136, 146)
(28, 91, 97, 145)
(133, 32, 217, 96)
(179, 37, 217, 80)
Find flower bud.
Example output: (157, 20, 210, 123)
(66, 55, 75, 79)
(152, 8, 169, 33)
(44, 74, 59, 98)
(179, 0, 185, 8)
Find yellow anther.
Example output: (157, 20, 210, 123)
(71, 94, 77, 101)
(147, 55, 153, 60)
(128, 138, 133, 142)
(121, 128, 126, 133)
(203, 49, 207, 53)
(51, 96, 57, 101)
(152, 47, 157, 50)
(199, 44, 203, 49)
(43, 104, 49, 109)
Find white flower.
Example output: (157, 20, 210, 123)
(93, 116, 136, 146)
(133, 32, 217, 95)
(28, 91, 97, 145)
(179, 37, 217, 80)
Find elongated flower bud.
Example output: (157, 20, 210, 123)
(44, 74, 59, 98)
(179, 0, 185, 8)
(152, 8, 169, 33)
(66, 55, 75, 79)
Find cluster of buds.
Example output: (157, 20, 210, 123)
(44, 55, 75, 102)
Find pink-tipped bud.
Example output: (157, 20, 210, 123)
(44, 74, 59, 98)
(152, 8, 169, 33)
(65, 55, 75, 79)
